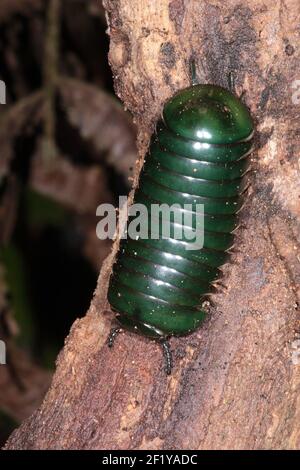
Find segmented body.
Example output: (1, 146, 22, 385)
(108, 84, 254, 339)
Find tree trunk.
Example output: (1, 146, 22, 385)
(5, 0, 300, 450)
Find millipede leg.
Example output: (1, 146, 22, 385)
(107, 327, 121, 348)
(161, 339, 173, 375)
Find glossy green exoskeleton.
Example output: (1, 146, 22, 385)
(107, 78, 254, 374)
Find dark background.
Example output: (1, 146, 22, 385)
(0, 0, 136, 445)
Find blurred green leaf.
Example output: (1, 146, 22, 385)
(25, 189, 69, 229)
(0, 244, 35, 346)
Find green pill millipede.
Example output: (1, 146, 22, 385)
(107, 78, 254, 374)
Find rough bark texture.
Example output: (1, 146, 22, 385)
(5, 0, 300, 450)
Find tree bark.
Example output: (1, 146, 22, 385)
(5, 0, 300, 450)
